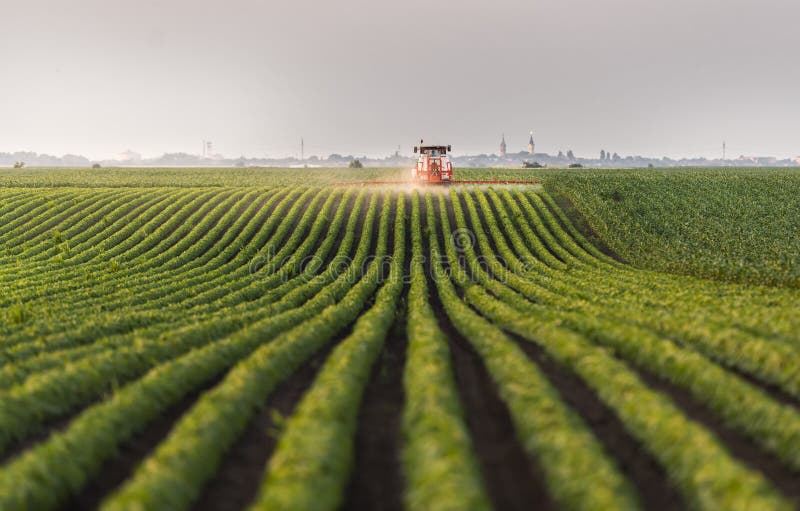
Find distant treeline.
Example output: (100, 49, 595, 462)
(2, 150, 797, 168)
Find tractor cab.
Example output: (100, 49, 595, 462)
(412, 140, 453, 184)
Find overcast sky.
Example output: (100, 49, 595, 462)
(2, 0, 799, 160)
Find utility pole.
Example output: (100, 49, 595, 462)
(300, 138, 304, 162)
(722, 140, 726, 161)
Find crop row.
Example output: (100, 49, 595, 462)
(441, 189, 795, 509)
(2, 182, 799, 510)
(0, 190, 385, 509)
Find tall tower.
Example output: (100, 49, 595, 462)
(527, 131, 535, 155)
(500, 134, 507, 157)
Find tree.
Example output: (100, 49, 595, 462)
(92, 163, 101, 169)
(13, 161, 25, 169)
(600, 150, 606, 160)
(349, 159, 363, 169)
(557, 150, 565, 159)
(567, 149, 575, 160)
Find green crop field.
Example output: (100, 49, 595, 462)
(1, 167, 799, 511)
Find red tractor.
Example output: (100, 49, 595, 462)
(333, 139, 540, 186)
(412, 140, 453, 184)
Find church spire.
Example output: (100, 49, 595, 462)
(527, 130, 535, 155)
(500, 133, 507, 157)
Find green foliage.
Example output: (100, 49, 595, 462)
(402, 192, 491, 511)
(6, 303, 30, 325)
(443, 187, 795, 510)
(428, 191, 641, 511)
(0, 173, 799, 511)
(543, 168, 800, 287)
(250, 194, 405, 511)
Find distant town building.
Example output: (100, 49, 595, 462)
(527, 131, 535, 155)
(117, 150, 141, 162)
(738, 155, 778, 165)
(500, 134, 507, 157)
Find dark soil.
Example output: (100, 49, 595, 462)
(676, 346, 800, 411)
(193, 193, 383, 511)
(446, 324, 555, 511)
(191, 341, 338, 511)
(424, 192, 554, 511)
(341, 192, 407, 511)
(0, 414, 74, 467)
(634, 368, 800, 501)
(63, 377, 223, 510)
(339, 313, 406, 511)
(509, 333, 686, 510)
(460, 186, 799, 504)
(440, 191, 684, 509)
(8, 188, 794, 511)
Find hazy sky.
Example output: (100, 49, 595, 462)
(2, 0, 799, 160)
